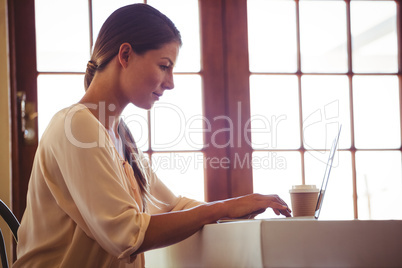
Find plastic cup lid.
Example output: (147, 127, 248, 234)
(289, 184, 319, 193)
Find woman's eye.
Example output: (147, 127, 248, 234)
(160, 65, 169, 71)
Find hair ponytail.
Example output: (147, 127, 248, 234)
(118, 120, 156, 211)
(84, 60, 98, 90)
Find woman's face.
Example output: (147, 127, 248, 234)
(120, 41, 180, 110)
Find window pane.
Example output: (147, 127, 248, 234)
(302, 75, 351, 150)
(92, 0, 143, 43)
(351, 1, 398, 73)
(152, 152, 204, 201)
(353, 75, 400, 149)
(247, 0, 297, 72)
(147, 0, 201, 72)
(151, 75, 203, 151)
(37, 75, 85, 139)
(253, 151, 302, 218)
(299, 1, 347, 73)
(35, 0, 90, 72)
(122, 104, 149, 152)
(249, 75, 300, 149)
(356, 151, 402, 220)
(305, 151, 354, 220)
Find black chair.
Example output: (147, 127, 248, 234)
(0, 200, 20, 268)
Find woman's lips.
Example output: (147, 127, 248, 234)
(153, 92, 161, 100)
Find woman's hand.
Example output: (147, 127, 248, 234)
(220, 193, 292, 219)
(135, 193, 291, 255)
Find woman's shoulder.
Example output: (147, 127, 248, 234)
(42, 104, 92, 132)
(41, 103, 106, 147)
(62, 103, 100, 128)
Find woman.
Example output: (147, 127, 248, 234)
(14, 4, 291, 267)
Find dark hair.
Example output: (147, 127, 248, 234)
(84, 3, 182, 90)
(85, 4, 181, 211)
(118, 120, 155, 212)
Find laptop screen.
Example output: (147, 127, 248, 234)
(314, 125, 342, 219)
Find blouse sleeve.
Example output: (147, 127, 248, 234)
(42, 105, 150, 261)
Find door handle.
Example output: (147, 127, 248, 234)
(17, 91, 37, 144)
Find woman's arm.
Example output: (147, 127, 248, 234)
(135, 193, 291, 254)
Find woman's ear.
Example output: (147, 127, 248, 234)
(118, 43, 132, 68)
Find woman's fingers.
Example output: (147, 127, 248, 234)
(264, 195, 292, 217)
(270, 194, 289, 208)
(223, 193, 292, 219)
(272, 208, 280, 216)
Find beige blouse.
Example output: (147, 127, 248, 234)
(13, 104, 202, 268)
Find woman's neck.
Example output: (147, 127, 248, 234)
(79, 95, 124, 134)
(79, 60, 127, 133)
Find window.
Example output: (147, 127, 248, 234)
(32, 0, 402, 219)
(248, 0, 401, 220)
(35, 0, 205, 201)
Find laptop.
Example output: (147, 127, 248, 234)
(310, 124, 342, 220)
(219, 124, 342, 222)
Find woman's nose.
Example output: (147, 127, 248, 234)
(163, 73, 174, 90)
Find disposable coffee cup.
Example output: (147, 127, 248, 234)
(289, 185, 319, 217)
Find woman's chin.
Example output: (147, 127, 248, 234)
(133, 101, 154, 110)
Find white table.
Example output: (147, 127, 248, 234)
(145, 219, 402, 268)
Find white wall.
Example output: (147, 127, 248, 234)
(0, 0, 13, 263)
